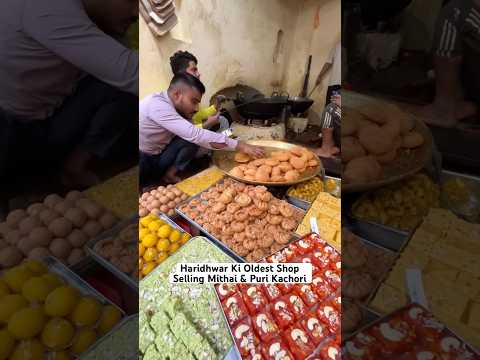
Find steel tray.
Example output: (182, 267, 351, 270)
(213, 234, 340, 359)
(175, 178, 305, 263)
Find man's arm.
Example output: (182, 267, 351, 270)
(151, 105, 237, 150)
(22, 0, 138, 96)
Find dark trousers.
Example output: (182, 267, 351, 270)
(139, 137, 198, 187)
(0, 76, 137, 179)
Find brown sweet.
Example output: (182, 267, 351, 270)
(402, 131, 424, 148)
(344, 156, 382, 184)
(342, 137, 366, 163)
(284, 170, 300, 182)
(234, 152, 251, 163)
(358, 125, 394, 155)
(342, 270, 375, 299)
(375, 147, 397, 164)
(342, 108, 361, 136)
(230, 166, 244, 178)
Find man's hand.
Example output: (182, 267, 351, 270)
(204, 112, 220, 129)
(236, 142, 265, 158)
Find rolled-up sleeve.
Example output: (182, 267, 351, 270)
(433, 0, 466, 58)
(151, 104, 238, 151)
(22, 0, 138, 95)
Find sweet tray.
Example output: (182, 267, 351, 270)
(286, 176, 342, 211)
(214, 233, 341, 360)
(31, 257, 126, 359)
(175, 178, 305, 263)
(342, 303, 480, 358)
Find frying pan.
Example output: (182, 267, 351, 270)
(233, 93, 288, 120)
(288, 96, 314, 115)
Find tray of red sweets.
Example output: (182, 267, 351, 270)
(214, 233, 341, 360)
(342, 303, 480, 359)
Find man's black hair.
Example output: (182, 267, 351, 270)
(169, 72, 205, 94)
(170, 51, 198, 74)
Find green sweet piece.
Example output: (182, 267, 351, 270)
(150, 310, 171, 333)
(143, 344, 160, 360)
(193, 339, 219, 360)
(139, 322, 156, 355)
(154, 327, 177, 350)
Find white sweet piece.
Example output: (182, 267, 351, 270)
(301, 285, 310, 293)
(275, 301, 286, 310)
(291, 328, 308, 343)
(379, 323, 404, 342)
(328, 346, 338, 359)
(441, 337, 460, 352)
(219, 284, 229, 296)
(346, 341, 365, 356)
(226, 296, 237, 308)
(252, 355, 262, 360)
(247, 286, 257, 297)
(323, 306, 334, 318)
(307, 317, 320, 331)
(416, 351, 434, 360)
(298, 240, 310, 249)
(235, 324, 250, 339)
(409, 306, 423, 320)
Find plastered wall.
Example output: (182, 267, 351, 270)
(140, 0, 341, 116)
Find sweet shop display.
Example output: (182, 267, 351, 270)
(215, 234, 341, 360)
(139, 237, 234, 360)
(369, 208, 480, 348)
(177, 178, 304, 262)
(0, 258, 123, 359)
(351, 173, 440, 232)
(296, 193, 341, 250)
(84, 167, 138, 219)
(343, 303, 480, 359)
(176, 166, 226, 196)
(137, 214, 191, 280)
(0, 192, 118, 269)
(138, 185, 188, 218)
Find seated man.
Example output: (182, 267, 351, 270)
(139, 73, 264, 185)
(169, 50, 230, 133)
(420, 0, 480, 127)
(0, 0, 139, 188)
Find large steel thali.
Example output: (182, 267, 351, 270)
(212, 140, 323, 186)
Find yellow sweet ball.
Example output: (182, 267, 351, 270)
(8, 307, 46, 339)
(22, 276, 51, 303)
(97, 305, 122, 335)
(143, 248, 157, 262)
(3, 266, 34, 293)
(0, 294, 28, 323)
(142, 234, 157, 248)
(180, 233, 191, 244)
(156, 239, 170, 252)
(41, 273, 63, 291)
(0, 279, 10, 298)
(147, 221, 161, 232)
(139, 228, 149, 242)
(138, 258, 144, 271)
(70, 297, 101, 327)
(156, 252, 168, 264)
(141, 262, 156, 276)
(0, 328, 15, 360)
(41, 317, 75, 349)
(10, 339, 44, 360)
(157, 225, 172, 239)
(70, 329, 97, 355)
(169, 230, 182, 243)
(21, 260, 48, 276)
(44, 286, 79, 317)
(50, 351, 71, 360)
(139, 243, 145, 257)
(168, 242, 180, 254)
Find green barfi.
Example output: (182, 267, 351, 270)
(150, 310, 171, 332)
(139, 322, 155, 354)
(143, 344, 160, 360)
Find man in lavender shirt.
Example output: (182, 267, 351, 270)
(0, 0, 138, 189)
(139, 73, 264, 185)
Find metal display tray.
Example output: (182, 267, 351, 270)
(81, 314, 139, 359)
(87, 213, 189, 289)
(286, 175, 342, 210)
(440, 170, 480, 223)
(31, 257, 127, 359)
(213, 234, 340, 360)
(175, 178, 305, 263)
